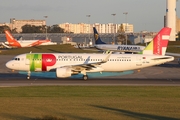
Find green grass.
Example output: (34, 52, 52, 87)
(0, 44, 97, 55)
(167, 47, 180, 53)
(1, 42, 180, 55)
(1, 41, 180, 55)
(0, 86, 180, 120)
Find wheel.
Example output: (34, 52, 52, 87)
(27, 71, 31, 80)
(83, 75, 88, 80)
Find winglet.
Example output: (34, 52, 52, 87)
(102, 51, 112, 63)
(103, 50, 111, 54)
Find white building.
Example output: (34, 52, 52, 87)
(121, 23, 134, 33)
(10, 18, 46, 33)
(59, 23, 134, 34)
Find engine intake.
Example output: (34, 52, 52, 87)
(56, 67, 72, 78)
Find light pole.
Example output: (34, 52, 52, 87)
(111, 14, 116, 44)
(123, 12, 128, 45)
(44, 16, 48, 39)
(86, 15, 91, 39)
(86, 15, 91, 46)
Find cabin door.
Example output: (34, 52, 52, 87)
(136, 56, 142, 66)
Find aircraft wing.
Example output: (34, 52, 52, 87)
(69, 62, 104, 72)
(59, 51, 112, 72)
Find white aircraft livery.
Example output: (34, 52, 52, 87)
(93, 27, 145, 52)
(2, 30, 57, 48)
(6, 27, 174, 80)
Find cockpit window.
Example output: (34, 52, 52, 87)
(13, 58, 20, 61)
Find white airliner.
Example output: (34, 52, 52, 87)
(6, 27, 174, 80)
(93, 27, 145, 52)
(2, 30, 57, 48)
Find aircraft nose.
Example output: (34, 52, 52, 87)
(6, 61, 13, 69)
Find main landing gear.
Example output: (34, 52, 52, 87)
(83, 75, 88, 80)
(81, 70, 88, 80)
(27, 71, 31, 80)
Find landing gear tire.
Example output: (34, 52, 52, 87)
(27, 71, 31, 80)
(83, 75, 88, 80)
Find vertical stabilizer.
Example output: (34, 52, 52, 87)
(5, 30, 21, 47)
(93, 27, 106, 44)
(142, 27, 171, 55)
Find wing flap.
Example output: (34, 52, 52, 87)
(60, 51, 112, 72)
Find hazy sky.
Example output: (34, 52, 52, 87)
(0, 0, 180, 32)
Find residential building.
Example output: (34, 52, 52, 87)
(59, 23, 134, 34)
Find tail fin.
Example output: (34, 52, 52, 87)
(142, 27, 171, 56)
(5, 30, 21, 47)
(93, 27, 106, 44)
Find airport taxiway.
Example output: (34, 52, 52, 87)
(0, 55, 180, 87)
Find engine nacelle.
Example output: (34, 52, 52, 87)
(56, 67, 72, 78)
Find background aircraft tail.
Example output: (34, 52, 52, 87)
(93, 27, 106, 44)
(5, 30, 21, 47)
(142, 27, 171, 56)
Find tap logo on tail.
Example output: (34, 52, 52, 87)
(153, 27, 170, 55)
(142, 27, 171, 56)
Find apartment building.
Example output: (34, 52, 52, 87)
(59, 23, 134, 34)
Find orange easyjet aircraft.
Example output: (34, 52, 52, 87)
(2, 30, 57, 48)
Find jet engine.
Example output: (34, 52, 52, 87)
(56, 67, 72, 78)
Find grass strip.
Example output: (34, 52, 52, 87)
(0, 86, 179, 120)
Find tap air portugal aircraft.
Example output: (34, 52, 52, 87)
(2, 30, 57, 48)
(6, 27, 174, 80)
(93, 27, 145, 53)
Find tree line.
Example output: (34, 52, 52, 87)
(0, 24, 65, 33)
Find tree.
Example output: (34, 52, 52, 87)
(48, 24, 64, 33)
(21, 24, 64, 33)
(117, 24, 125, 33)
(0, 25, 11, 33)
(12, 28, 18, 33)
(21, 24, 44, 33)
(117, 34, 125, 44)
(116, 34, 132, 45)
(116, 24, 132, 45)
(177, 31, 180, 41)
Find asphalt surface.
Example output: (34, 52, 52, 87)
(0, 55, 180, 87)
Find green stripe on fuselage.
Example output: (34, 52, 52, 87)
(26, 54, 42, 71)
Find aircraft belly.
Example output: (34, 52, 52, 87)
(102, 62, 132, 71)
(18, 64, 29, 71)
